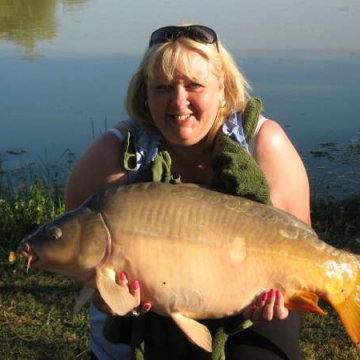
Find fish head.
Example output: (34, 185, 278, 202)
(17, 206, 110, 281)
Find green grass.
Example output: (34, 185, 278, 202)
(1, 263, 89, 359)
(0, 163, 90, 359)
(0, 164, 359, 359)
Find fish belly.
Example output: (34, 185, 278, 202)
(96, 183, 353, 319)
(108, 231, 292, 320)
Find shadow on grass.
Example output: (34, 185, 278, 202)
(0, 282, 80, 302)
(1, 337, 90, 360)
(0, 266, 90, 359)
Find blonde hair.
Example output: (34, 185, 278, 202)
(125, 34, 251, 144)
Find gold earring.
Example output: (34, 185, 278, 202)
(220, 99, 226, 108)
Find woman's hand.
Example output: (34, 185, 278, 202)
(92, 271, 152, 316)
(242, 289, 289, 321)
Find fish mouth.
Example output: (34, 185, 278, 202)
(17, 242, 39, 272)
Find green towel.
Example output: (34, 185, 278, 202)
(122, 131, 181, 184)
(211, 98, 271, 205)
(103, 97, 271, 359)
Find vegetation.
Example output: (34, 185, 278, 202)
(300, 195, 360, 360)
(0, 159, 359, 359)
(0, 158, 89, 359)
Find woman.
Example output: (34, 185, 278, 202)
(65, 25, 310, 359)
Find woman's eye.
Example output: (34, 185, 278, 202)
(188, 83, 202, 90)
(156, 84, 173, 92)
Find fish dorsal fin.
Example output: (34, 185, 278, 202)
(170, 312, 212, 352)
(74, 286, 95, 314)
(285, 290, 326, 315)
(96, 268, 135, 315)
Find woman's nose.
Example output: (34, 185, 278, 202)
(171, 86, 189, 107)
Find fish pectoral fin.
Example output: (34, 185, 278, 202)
(74, 286, 95, 315)
(96, 268, 135, 316)
(286, 290, 326, 315)
(170, 312, 212, 352)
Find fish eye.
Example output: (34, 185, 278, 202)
(48, 226, 62, 241)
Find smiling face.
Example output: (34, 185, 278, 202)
(146, 49, 224, 147)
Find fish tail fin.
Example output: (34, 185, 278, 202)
(331, 254, 360, 349)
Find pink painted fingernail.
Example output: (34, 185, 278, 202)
(143, 302, 152, 312)
(119, 272, 127, 281)
(261, 292, 268, 302)
(250, 304, 257, 312)
(132, 280, 140, 290)
(269, 289, 275, 298)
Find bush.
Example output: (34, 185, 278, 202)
(0, 176, 65, 256)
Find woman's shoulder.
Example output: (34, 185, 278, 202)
(252, 118, 311, 224)
(252, 117, 303, 178)
(65, 125, 129, 210)
(253, 117, 291, 153)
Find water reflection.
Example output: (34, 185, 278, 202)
(62, 0, 89, 10)
(0, 0, 89, 60)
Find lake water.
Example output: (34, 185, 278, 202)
(1, 0, 359, 198)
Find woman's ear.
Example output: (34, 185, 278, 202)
(218, 73, 225, 98)
(219, 81, 225, 106)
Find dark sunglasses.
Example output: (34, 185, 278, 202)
(149, 25, 219, 50)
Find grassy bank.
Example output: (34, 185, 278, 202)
(1, 174, 360, 359)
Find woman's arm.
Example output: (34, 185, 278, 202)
(65, 131, 127, 211)
(253, 119, 311, 225)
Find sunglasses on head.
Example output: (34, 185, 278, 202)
(149, 25, 219, 50)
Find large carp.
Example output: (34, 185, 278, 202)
(18, 182, 360, 352)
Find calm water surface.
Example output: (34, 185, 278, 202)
(1, 0, 359, 197)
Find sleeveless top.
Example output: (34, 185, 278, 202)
(107, 111, 267, 184)
(90, 111, 268, 359)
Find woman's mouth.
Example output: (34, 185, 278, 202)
(171, 114, 192, 122)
